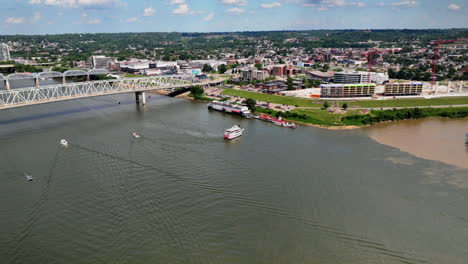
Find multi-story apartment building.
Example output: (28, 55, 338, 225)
(320, 84, 376, 98)
(384, 82, 423, 96)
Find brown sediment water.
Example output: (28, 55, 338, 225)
(364, 118, 468, 169)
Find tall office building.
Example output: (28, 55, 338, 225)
(0, 43, 11, 61)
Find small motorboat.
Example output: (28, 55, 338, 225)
(133, 133, 140, 138)
(224, 125, 244, 140)
(60, 139, 68, 147)
(26, 174, 33, 181)
(283, 122, 296, 129)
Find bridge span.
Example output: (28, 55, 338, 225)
(0, 75, 223, 110)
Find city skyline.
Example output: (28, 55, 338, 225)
(1, 0, 467, 35)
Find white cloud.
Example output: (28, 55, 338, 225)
(261, 2, 281, 8)
(32, 12, 41, 21)
(126, 17, 139, 22)
(82, 12, 88, 16)
(169, 0, 185, 4)
(41, 0, 122, 8)
(5, 17, 25, 24)
(321, 0, 365, 7)
(144, 7, 155, 16)
(221, 0, 248, 6)
(226, 7, 245, 14)
(28, 0, 41, 4)
(288, 0, 365, 8)
(391, 1, 417, 7)
(448, 3, 461, 10)
(82, 18, 101, 24)
(204, 12, 214, 21)
(172, 4, 193, 15)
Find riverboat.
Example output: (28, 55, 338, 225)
(224, 125, 244, 140)
(60, 139, 68, 147)
(257, 115, 296, 128)
(208, 101, 251, 117)
(26, 174, 33, 181)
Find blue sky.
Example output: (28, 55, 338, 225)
(1, 0, 467, 34)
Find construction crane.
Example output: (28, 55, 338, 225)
(362, 49, 401, 83)
(428, 38, 468, 91)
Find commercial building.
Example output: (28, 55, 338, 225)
(320, 84, 376, 98)
(384, 82, 423, 96)
(120, 60, 149, 73)
(334, 71, 388, 84)
(0, 43, 11, 61)
(255, 81, 287, 91)
(188, 60, 226, 71)
(240, 68, 269, 81)
(334, 72, 369, 84)
(308, 71, 334, 82)
(271, 65, 294, 76)
(89, 55, 112, 69)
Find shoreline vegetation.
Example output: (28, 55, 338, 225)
(160, 86, 468, 129)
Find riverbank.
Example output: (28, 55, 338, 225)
(153, 88, 468, 129)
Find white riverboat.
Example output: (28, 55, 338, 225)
(60, 139, 68, 147)
(224, 125, 244, 140)
(208, 101, 251, 117)
(26, 174, 33, 181)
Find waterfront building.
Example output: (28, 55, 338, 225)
(320, 84, 376, 98)
(0, 43, 11, 61)
(384, 82, 423, 96)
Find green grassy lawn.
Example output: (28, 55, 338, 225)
(290, 108, 360, 126)
(350, 97, 468, 108)
(124, 73, 143, 78)
(222, 88, 321, 108)
(254, 107, 359, 127)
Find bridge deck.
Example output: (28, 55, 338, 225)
(0, 76, 224, 110)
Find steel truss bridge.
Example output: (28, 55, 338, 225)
(0, 69, 110, 90)
(0, 75, 209, 110)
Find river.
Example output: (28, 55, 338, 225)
(1, 94, 467, 264)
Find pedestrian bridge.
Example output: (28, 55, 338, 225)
(0, 75, 219, 110)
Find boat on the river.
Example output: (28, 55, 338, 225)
(60, 139, 68, 147)
(208, 101, 251, 117)
(224, 125, 244, 140)
(257, 115, 296, 128)
(133, 133, 140, 138)
(26, 174, 33, 181)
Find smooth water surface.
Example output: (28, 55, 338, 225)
(1, 94, 467, 264)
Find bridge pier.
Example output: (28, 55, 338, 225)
(135, 91, 146, 105)
(4, 80, 10, 90)
(62, 75, 66, 85)
(35, 78, 40, 88)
